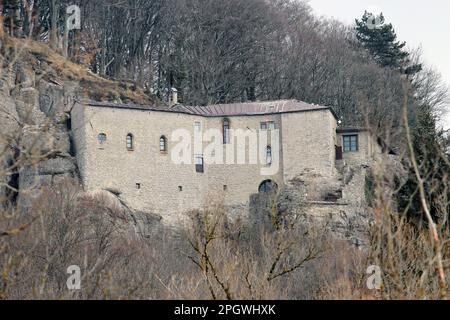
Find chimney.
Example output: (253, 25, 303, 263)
(170, 87, 178, 106)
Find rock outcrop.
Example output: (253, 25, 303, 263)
(250, 164, 372, 246)
(0, 37, 157, 214)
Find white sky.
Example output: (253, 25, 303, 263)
(308, 0, 450, 128)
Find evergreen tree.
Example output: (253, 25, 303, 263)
(355, 11, 448, 223)
(355, 11, 421, 75)
(397, 105, 450, 224)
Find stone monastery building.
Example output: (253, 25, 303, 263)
(71, 94, 380, 224)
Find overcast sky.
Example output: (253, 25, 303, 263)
(308, 0, 450, 128)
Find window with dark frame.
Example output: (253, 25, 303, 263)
(260, 121, 275, 130)
(343, 135, 358, 152)
(126, 133, 134, 150)
(195, 154, 204, 173)
(98, 133, 107, 145)
(223, 118, 230, 144)
(160, 136, 167, 153)
(266, 146, 272, 165)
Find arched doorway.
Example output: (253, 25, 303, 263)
(258, 180, 278, 193)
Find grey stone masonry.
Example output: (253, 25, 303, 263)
(71, 100, 380, 226)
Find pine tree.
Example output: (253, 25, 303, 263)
(355, 11, 421, 75)
(355, 12, 447, 223)
(398, 105, 450, 223)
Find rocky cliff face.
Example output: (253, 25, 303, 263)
(250, 164, 372, 246)
(0, 37, 156, 212)
(1, 62, 77, 210)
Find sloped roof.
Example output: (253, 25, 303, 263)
(84, 99, 337, 119)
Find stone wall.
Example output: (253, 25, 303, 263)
(71, 103, 339, 225)
(0, 61, 79, 211)
(281, 110, 337, 181)
(338, 130, 381, 167)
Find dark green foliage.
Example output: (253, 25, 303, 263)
(354, 10, 447, 223)
(355, 11, 421, 75)
(364, 172, 375, 208)
(397, 107, 450, 223)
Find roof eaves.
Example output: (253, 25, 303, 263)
(82, 100, 338, 118)
(337, 127, 369, 133)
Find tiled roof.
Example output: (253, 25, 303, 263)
(84, 99, 337, 118)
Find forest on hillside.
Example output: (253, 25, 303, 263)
(1, 0, 450, 300)
(1, 0, 447, 125)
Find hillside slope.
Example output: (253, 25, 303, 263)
(0, 36, 160, 210)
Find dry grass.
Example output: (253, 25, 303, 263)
(0, 179, 361, 300)
(1, 36, 158, 105)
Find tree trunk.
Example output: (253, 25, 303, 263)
(0, 2, 4, 38)
(22, 0, 35, 37)
(50, 0, 58, 50)
(62, 21, 68, 57)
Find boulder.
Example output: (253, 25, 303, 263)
(20, 87, 39, 106)
(0, 92, 19, 135)
(53, 173, 77, 185)
(38, 157, 76, 175)
(38, 81, 65, 117)
(20, 125, 55, 154)
(18, 165, 52, 190)
(52, 130, 71, 154)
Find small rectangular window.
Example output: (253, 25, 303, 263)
(266, 146, 272, 165)
(224, 130, 230, 144)
(136, 183, 141, 189)
(343, 135, 358, 152)
(194, 122, 202, 132)
(195, 155, 204, 173)
(126, 134, 134, 150)
(223, 119, 230, 144)
(98, 133, 107, 145)
(261, 122, 275, 130)
(178, 186, 183, 192)
(223, 185, 228, 191)
(336, 145, 343, 160)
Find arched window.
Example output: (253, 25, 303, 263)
(98, 133, 107, 145)
(126, 133, 134, 150)
(223, 118, 230, 144)
(266, 146, 272, 165)
(160, 136, 168, 152)
(258, 180, 278, 193)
